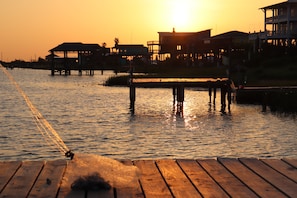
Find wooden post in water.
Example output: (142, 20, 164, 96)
(176, 85, 184, 115)
(209, 86, 212, 103)
(173, 87, 177, 104)
(227, 88, 232, 112)
(213, 87, 217, 104)
(221, 84, 227, 113)
(50, 51, 55, 76)
(129, 62, 135, 114)
(130, 85, 136, 114)
(209, 86, 217, 105)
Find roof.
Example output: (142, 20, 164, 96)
(49, 42, 101, 52)
(116, 44, 146, 48)
(260, 0, 297, 9)
(211, 31, 249, 40)
(158, 29, 211, 37)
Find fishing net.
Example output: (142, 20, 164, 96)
(66, 153, 140, 190)
(1, 65, 140, 190)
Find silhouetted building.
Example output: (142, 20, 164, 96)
(261, 0, 297, 46)
(111, 44, 149, 66)
(157, 29, 211, 62)
(148, 29, 249, 67)
(49, 42, 106, 75)
(250, 0, 297, 48)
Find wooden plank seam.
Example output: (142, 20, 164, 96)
(131, 161, 145, 197)
(0, 161, 22, 194)
(195, 159, 231, 197)
(239, 158, 295, 197)
(176, 160, 203, 197)
(26, 161, 45, 197)
(261, 159, 297, 184)
(154, 160, 175, 197)
(217, 158, 261, 197)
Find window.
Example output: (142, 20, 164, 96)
(177, 45, 182, 51)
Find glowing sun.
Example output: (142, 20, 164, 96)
(169, 0, 199, 30)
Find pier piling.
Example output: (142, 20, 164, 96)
(129, 77, 230, 114)
(130, 85, 136, 114)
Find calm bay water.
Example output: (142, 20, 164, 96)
(0, 68, 296, 161)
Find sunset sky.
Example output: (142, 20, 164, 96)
(0, 0, 282, 62)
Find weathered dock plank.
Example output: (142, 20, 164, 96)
(156, 159, 202, 198)
(283, 158, 297, 169)
(177, 159, 228, 198)
(1, 161, 44, 197)
(116, 160, 143, 198)
(198, 159, 258, 197)
(134, 160, 172, 198)
(218, 158, 286, 198)
(29, 160, 67, 198)
(57, 161, 86, 198)
(240, 158, 297, 197)
(0, 161, 21, 193)
(261, 158, 297, 183)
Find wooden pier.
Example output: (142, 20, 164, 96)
(1, 158, 296, 197)
(129, 78, 233, 114)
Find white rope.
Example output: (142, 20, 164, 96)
(1, 65, 71, 156)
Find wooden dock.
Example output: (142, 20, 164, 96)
(129, 77, 233, 114)
(1, 158, 297, 197)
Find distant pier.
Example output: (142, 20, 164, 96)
(129, 77, 233, 115)
(236, 86, 297, 112)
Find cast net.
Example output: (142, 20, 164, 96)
(0, 64, 140, 189)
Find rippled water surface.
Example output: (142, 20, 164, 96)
(0, 68, 296, 160)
